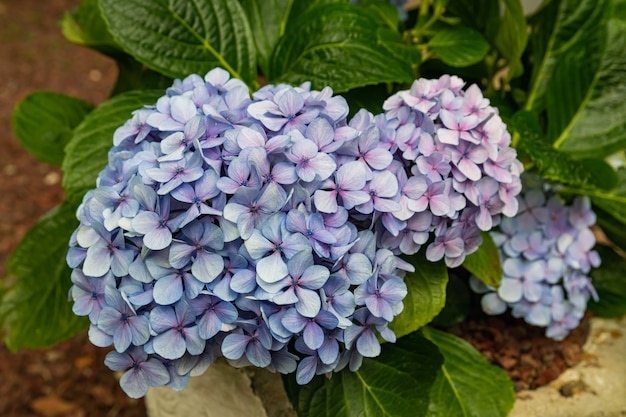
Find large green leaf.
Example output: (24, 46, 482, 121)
(390, 252, 448, 338)
(62, 90, 163, 203)
(100, 0, 257, 86)
(444, 0, 499, 37)
(492, 0, 528, 79)
(241, 0, 292, 76)
(590, 169, 626, 226)
(526, 0, 608, 112)
(286, 331, 444, 417)
(268, 3, 415, 92)
(0, 202, 86, 351)
(546, 7, 609, 149)
(512, 110, 617, 190)
(462, 232, 502, 288)
(428, 27, 490, 68)
(422, 327, 515, 417)
(555, 19, 626, 157)
(62, 0, 173, 95)
(588, 245, 626, 318)
(353, 0, 400, 30)
(12, 92, 94, 166)
(444, 0, 526, 77)
(61, 0, 122, 56)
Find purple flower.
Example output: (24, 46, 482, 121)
(313, 161, 370, 213)
(437, 110, 480, 145)
(409, 179, 450, 217)
(245, 147, 297, 186)
(425, 225, 464, 262)
(293, 336, 338, 384)
(189, 294, 238, 339)
(149, 261, 205, 305)
(147, 95, 199, 132)
(354, 276, 407, 321)
(114, 109, 154, 146)
(356, 170, 401, 214)
(216, 157, 261, 194)
(70, 269, 115, 322)
(498, 258, 545, 303)
(265, 250, 330, 317)
(343, 309, 385, 358)
(338, 125, 393, 171)
(222, 183, 287, 239)
(145, 149, 204, 195)
(170, 170, 222, 228)
(244, 213, 310, 283)
(131, 198, 178, 250)
(247, 87, 319, 133)
(286, 138, 336, 182)
(446, 141, 488, 182)
(286, 208, 337, 255)
(81, 227, 136, 278)
(282, 308, 339, 350)
(168, 220, 225, 283)
(104, 347, 170, 398)
(150, 301, 206, 360)
(97, 286, 150, 352)
(221, 321, 273, 367)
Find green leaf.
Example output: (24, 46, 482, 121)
(444, 0, 526, 77)
(588, 245, 626, 318)
(1, 202, 87, 351)
(590, 169, 626, 226)
(422, 327, 516, 417)
(546, 13, 608, 149)
(555, 19, 626, 158)
(111, 56, 174, 96)
(594, 207, 626, 253)
(268, 3, 415, 92)
(62, 90, 163, 202)
(526, 0, 608, 112)
(100, 0, 257, 86)
(343, 83, 388, 118)
(12, 92, 94, 166)
(512, 110, 617, 190)
(353, 0, 400, 30)
(390, 252, 448, 338)
(241, 0, 293, 76)
(492, 0, 528, 79)
(462, 232, 502, 288)
(428, 27, 490, 68)
(286, 331, 444, 417)
(61, 0, 122, 56)
(431, 274, 470, 328)
(444, 0, 499, 37)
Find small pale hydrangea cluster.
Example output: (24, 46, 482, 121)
(471, 188, 600, 340)
(67, 68, 521, 398)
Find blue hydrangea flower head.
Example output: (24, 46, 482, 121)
(67, 68, 522, 397)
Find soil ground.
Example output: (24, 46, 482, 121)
(0, 1, 591, 416)
(0, 1, 145, 416)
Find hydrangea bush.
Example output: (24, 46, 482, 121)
(5, 0, 626, 415)
(67, 68, 522, 396)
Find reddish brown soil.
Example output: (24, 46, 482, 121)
(449, 313, 590, 392)
(0, 1, 145, 416)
